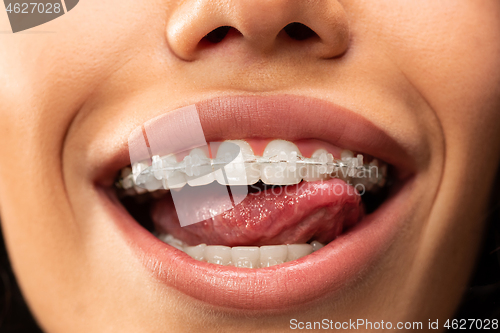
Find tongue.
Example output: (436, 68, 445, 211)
(151, 179, 363, 247)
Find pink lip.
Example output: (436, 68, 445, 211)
(97, 95, 418, 311)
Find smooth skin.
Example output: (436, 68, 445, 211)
(0, 0, 500, 332)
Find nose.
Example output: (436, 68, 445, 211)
(167, 0, 350, 60)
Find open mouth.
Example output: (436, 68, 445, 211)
(116, 138, 390, 268)
(96, 95, 416, 311)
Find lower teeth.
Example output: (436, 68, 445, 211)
(157, 233, 324, 268)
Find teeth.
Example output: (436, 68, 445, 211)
(157, 234, 320, 268)
(260, 140, 303, 185)
(311, 240, 324, 252)
(120, 167, 134, 189)
(165, 171, 187, 189)
(303, 149, 330, 182)
(260, 245, 288, 267)
(152, 155, 163, 180)
(231, 246, 260, 268)
(204, 245, 232, 265)
(144, 176, 163, 191)
(132, 162, 148, 184)
(341, 149, 357, 177)
(215, 140, 260, 185)
(357, 154, 363, 166)
(286, 244, 313, 261)
(159, 234, 186, 251)
(184, 148, 215, 186)
(144, 156, 163, 191)
(184, 243, 206, 261)
(162, 154, 186, 189)
(340, 149, 354, 159)
(125, 139, 386, 193)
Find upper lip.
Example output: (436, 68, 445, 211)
(94, 94, 418, 187)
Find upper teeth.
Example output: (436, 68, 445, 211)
(118, 139, 386, 192)
(215, 140, 261, 185)
(260, 140, 302, 185)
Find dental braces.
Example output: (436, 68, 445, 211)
(116, 153, 387, 191)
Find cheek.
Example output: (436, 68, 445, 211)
(354, 0, 500, 153)
(0, 1, 172, 328)
(0, 0, 170, 215)
(394, 1, 500, 137)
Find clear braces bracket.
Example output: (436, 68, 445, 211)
(116, 152, 387, 192)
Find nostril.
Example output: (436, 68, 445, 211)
(203, 26, 232, 44)
(283, 22, 317, 41)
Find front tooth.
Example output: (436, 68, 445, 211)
(311, 241, 324, 252)
(204, 245, 232, 265)
(286, 244, 313, 261)
(162, 155, 186, 189)
(260, 140, 303, 185)
(259, 245, 288, 267)
(184, 244, 206, 261)
(231, 246, 260, 268)
(303, 149, 330, 182)
(186, 148, 215, 186)
(215, 140, 260, 185)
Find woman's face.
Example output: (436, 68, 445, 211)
(1, 0, 500, 331)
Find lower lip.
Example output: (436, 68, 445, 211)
(101, 178, 413, 311)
